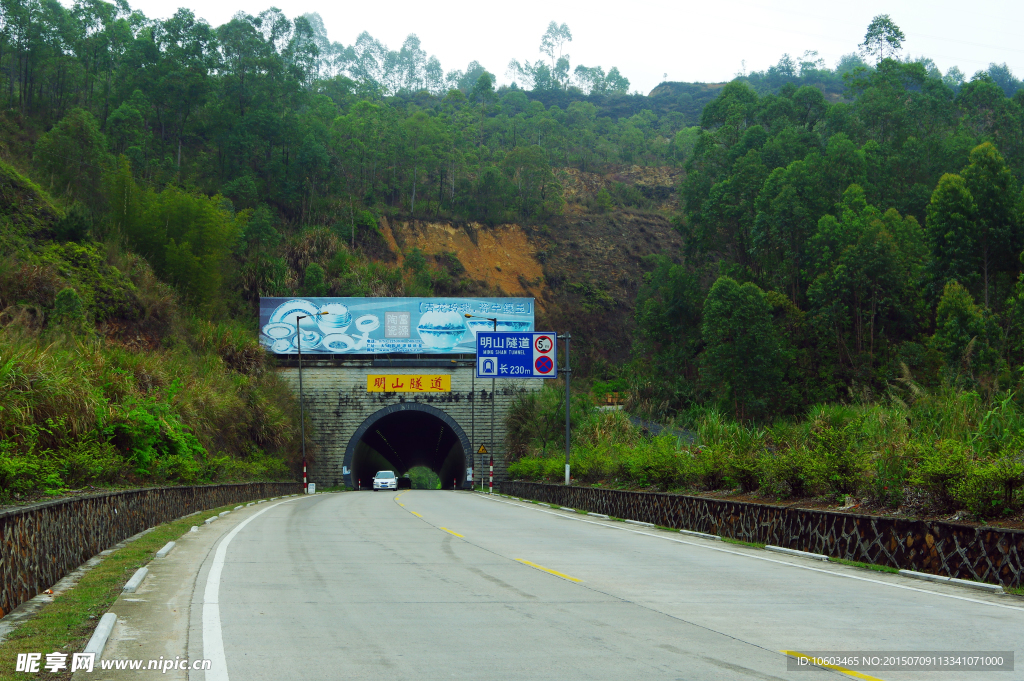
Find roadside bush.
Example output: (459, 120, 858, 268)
(620, 436, 681, 488)
(690, 445, 728, 490)
(870, 448, 910, 508)
(952, 453, 1024, 517)
(912, 440, 972, 509)
(758, 445, 813, 498)
(809, 424, 866, 499)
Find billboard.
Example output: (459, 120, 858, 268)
(259, 297, 535, 355)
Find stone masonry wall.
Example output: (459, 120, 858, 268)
(0, 482, 301, 619)
(500, 482, 1024, 588)
(276, 359, 539, 487)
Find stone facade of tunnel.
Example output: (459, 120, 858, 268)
(276, 357, 541, 488)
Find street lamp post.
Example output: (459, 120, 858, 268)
(465, 314, 497, 493)
(295, 311, 328, 494)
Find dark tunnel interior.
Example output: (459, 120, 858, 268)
(349, 410, 466, 490)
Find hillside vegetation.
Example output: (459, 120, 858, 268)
(2, 4, 1024, 519)
(0, 160, 300, 502)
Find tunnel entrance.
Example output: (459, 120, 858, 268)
(344, 403, 470, 491)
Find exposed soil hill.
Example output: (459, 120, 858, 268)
(373, 167, 684, 371)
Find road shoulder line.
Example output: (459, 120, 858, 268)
(471, 493, 1024, 613)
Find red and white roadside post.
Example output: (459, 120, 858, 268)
(489, 454, 493, 494)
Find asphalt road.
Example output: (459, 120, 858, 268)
(184, 491, 1023, 681)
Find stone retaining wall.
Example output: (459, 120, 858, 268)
(499, 481, 1024, 588)
(0, 482, 301, 618)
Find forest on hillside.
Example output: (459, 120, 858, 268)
(3, 2, 1024, 514)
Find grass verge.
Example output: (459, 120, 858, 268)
(828, 558, 899, 574)
(0, 501, 247, 681)
(722, 537, 766, 549)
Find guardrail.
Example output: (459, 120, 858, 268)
(0, 482, 302, 618)
(499, 481, 1024, 589)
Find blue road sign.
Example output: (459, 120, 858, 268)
(476, 332, 557, 379)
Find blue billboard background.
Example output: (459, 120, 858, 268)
(259, 297, 535, 354)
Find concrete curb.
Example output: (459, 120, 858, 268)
(680, 529, 721, 541)
(155, 541, 176, 558)
(899, 569, 1004, 594)
(765, 545, 829, 562)
(83, 612, 117, 657)
(122, 567, 148, 593)
(587, 512, 610, 519)
(624, 519, 655, 528)
(559, 507, 575, 512)
(204, 516, 217, 525)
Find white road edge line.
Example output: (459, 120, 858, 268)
(474, 494, 1024, 613)
(202, 497, 306, 681)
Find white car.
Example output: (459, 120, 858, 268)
(373, 470, 397, 491)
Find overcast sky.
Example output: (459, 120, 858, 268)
(114, 0, 1024, 94)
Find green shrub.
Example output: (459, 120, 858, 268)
(621, 436, 681, 488)
(912, 440, 972, 508)
(726, 446, 760, 492)
(690, 445, 728, 490)
(51, 287, 88, 334)
(809, 425, 866, 499)
(952, 454, 1024, 517)
(758, 446, 813, 498)
(871, 449, 910, 508)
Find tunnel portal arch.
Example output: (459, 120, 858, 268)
(344, 403, 472, 490)
(274, 360, 534, 489)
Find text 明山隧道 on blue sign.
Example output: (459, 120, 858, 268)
(476, 332, 557, 378)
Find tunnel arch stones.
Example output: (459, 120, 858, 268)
(274, 357, 537, 489)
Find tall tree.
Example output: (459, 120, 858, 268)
(859, 14, 905, 65)
(701, 276, 783, 419)
(960, 142, 1021, 307)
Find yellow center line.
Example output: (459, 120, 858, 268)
(515, 559, 581, 583)
(395, 491, 408, 501)
(398, 503, 404, 507)
(781, 651, 888, 681)
(410, 511, 422, 518)
(439, 527, 464, 537)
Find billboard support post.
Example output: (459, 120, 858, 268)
(295, 311, 328, 493)
(465, 314, 498, 490)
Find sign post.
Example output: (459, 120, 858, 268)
(477, 445, 488, 492)
(558, 333, 571, 486)
(475, 331, 559, 492)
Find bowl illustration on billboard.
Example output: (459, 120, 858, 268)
(262, 322, 294, 340)
(295, 328, 323, 349)
(416, 310, 467, 349)
(321, 333, 357, 352)
(466, 319, 532, 337)
(266, 299, 321, 337)
(355, 314, 380, 333)
(317, 303, 352, 333)
(270, 338, 293, 353)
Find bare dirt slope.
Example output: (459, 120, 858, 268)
(374, 167, 684, 370)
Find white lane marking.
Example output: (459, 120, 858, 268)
(202, 498, 303, 681)
(474, 495, 1024, 614)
